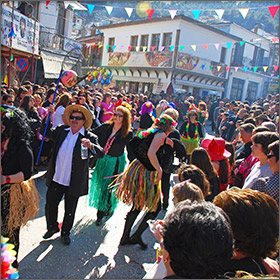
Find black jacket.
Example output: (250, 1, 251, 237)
(45, 125, 104, 197)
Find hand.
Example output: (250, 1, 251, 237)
(48, 105, 54, 115)
(150, 220, 165, 243)
(154, 168, 162, 185)
(81, 138, 92, 149)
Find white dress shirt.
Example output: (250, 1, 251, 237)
(52, 105, 65, 128)
(53, 126, 85, 186)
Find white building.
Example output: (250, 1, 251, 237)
(210, 21, 277, 102)
(98, 15, 241, 96)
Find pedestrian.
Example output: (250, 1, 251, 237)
(42, 104, 104, 245)
(88, 105, 133, 226)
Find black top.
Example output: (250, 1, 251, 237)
(205, 176, 220, 202)
(93, 123, 133, 158)
(2, 140, 33, 180)
(42, 100, 52, 108)
(235, 142, 252, 161)
(139, 113, 154, 130)
(179, 121, 204, 139)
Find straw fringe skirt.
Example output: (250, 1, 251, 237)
(113, 159, 161, 212)
(181, 136, 199, 156)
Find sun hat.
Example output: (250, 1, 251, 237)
(63, 104, 92, 130)
(201, 137, 231, 161)
(187, 110, 199, 119)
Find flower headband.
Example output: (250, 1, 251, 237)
(155, 115, 177, 127)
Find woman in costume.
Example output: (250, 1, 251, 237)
(136, 101, 155, 136)
(115, 111, 178, 249)
(88, 105, 133, 226)
(179, 110, 204, 162)
(197, 101, 209, 137)
(1, 107, 38, 268)
(100, 92, 115, 123)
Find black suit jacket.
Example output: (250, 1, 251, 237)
(45, 124, 104, 197)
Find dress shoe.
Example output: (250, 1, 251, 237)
(95, 217, 102, 226)
(119, 235, 131, 246)
(61, 235, 71, 245)
(43, 228, 59, 239)
(130, 235, 147, 250)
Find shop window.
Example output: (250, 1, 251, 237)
(130, 36, 138, 52)
(230, 78, 244, 100)
(162, 33, 172, 48)
(140, 35, 149, 51)
(151, 34, 160, 51)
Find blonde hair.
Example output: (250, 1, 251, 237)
(172, 180, 204, 204)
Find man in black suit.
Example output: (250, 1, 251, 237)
(42, 104, 104, 245)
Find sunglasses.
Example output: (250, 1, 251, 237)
(114, 113, 124, 118)
(70, 115, 85, 121)
(267, 153, 276, 159)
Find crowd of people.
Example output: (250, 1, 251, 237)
(1, 79, 279, 279)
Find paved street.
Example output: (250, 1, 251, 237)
(18, 168, 171, 279)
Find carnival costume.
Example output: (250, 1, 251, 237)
(88, 123, 133, 220)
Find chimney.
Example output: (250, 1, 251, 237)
(253, 23, 259, 33)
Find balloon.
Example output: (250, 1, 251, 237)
(61, 70, 77, 88)
(91, 79, 98, 84)
(98, 72, 103, 82)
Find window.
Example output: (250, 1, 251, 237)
(108, 37, 115, 52)
(151, 34, 160, 51)
(162, 33, 172, 48)
(220, 47, 227, 64)
(232, 42, 245, 66)
(247, 82, 258, 103)
(140, 35, 149, 51)
(230, 78, 244, 100)
(252, 47, 265, 66)
(130, 35, 138, 51)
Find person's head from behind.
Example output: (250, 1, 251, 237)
(262, 121, 277, 132)
(164, 108, 179, 122)
(177, 163, 210, 198)
(162, 200, 234, 278)
(213, 188, 279, 259)
(190, 147, 217, 180)
(172, 180, 204, 204)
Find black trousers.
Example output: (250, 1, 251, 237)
(45, 181, 79, 236)
(161, 171, 171, 209)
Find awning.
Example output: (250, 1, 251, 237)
(113, 76, 159, 83)
(41, 50, 78, 79)
(175, 78, 224, 91)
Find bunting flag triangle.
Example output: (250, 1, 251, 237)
(11, 53, 13, 61)
(87, 4, 95, 14)
(271, 74, 274, 77)
(86, 43, 90, 48)
(4, 75, 8, 85)
(192, 10, 201, 20)
(209, 65, 213, 70)
(8, 25, 16, 38)
(113, 45, 117, 51)
(143, 46, 147, 52)
(125, 7, 133, 18)
(98, 44, 103, 48)
(226, 42, 232, 50)
(203, 44, 208, 50)
(274, 65, 279, 72)
(263, 66, 268, 72)
(46, 1, 50, 7)
(106, 45, 110, 51)
(239, 8, 249, 19)
(151, 46, 156, 52)
(240, 41, 245, 47)
(217, 66, 221, 71)
(105, 6, 113, 15)
(191, 45, 197, 51)
(253, 66, 258, 72)
(128, 46, 132, 51)
(268, 6, 279, 19)
(244, 67, 248, 72)
(135, 46, 140, 52)
(235, 67, 239, 72)
(147, 9, 155, 20)
(170, 46, 175, 51)
(180, 45, 185, 51)
(214, 43, 220, 50)
(271, 37, 278, 43)
(120, 45, 124, 51)
(160, 46, 165, 51)
(215, 9, 224, 19)
(169, 9, 177, 19)
(201, 65, 205, 70)
(92, 43, 97, 48)
(226, 66, 230, 72)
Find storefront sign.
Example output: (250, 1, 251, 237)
(1, 5, 39, 55)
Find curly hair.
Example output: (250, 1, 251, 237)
(163, 200, 233, 278)
(213, 188, 279, 259)
(177, 163, 210, 197)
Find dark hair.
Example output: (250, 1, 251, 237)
(219, 159, 230, 184)
(252, 132, 279, 155)
(45, 87, 55, 101)
(243, 117, 256, 126)
(177, 163, 210, 197)
(268, 140, 279, 162)
(20, 95, 34, 112)
(240, 123, 255, 135)
(225, 142, 235, 168)
(2, 93, 13, 102)
(190, 148, 218, 181)
(163, 200, 233, 278)
(213, 188, 279, 259)
(253, 126, 270, 134)
(55, 93, 70, 110)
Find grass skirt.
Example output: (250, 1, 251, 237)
(113, 159, 161, 212)
(181, 136, 199, 155)
(88, 153, 127, 213)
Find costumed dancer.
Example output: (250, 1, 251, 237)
(179, 110, 204, 162)
(197, 101, 209, 137)
(114, 112, 178, 249)
(1, 107, 39, 268)
(136, 101, 155, 136)
(88, 105, 133, 226)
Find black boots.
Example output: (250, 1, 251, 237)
(119, 209, 138, 246)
